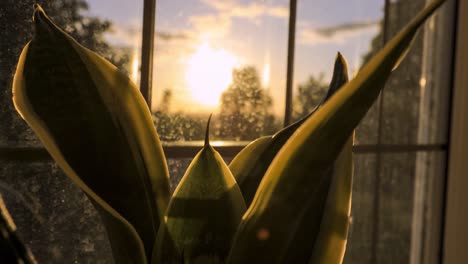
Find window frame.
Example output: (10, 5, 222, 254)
(0, 0, 461, 263)
(443, 0, 468, 263)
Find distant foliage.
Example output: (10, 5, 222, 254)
(35, 0, 130, 70)
(152, 111, 205, 141)
(293, 74, 328, 121)
(0, 0, 129, 145)
(217, 66, 278, 140)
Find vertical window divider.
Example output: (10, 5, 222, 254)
(283, 0, 297, 127)
(140, 0, 157, 107)
(371, 0, 390, 263)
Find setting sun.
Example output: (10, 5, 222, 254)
(185, 42, 239, 107)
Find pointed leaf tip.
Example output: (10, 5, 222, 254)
(323, 52, 349, 102)
(32, 4, 46, 22)
(204, 114, 212, 147)
(336, 52, 346, 68)
(32, 4, 54, 39)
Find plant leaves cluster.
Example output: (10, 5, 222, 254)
(12, 1, 446, 263)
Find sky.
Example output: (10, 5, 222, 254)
(85, 0, 384, 116)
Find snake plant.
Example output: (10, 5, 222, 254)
(12, 1, 446, 263)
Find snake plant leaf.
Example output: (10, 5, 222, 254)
(229, 52, 348, 206)
(227, 0, 445, 263)
(270, 59, 351, 263)
(12, 5, 171, 262)
(153, 116, 246, 263)
(228, 136, 272, 188)
(308, 136, 353, 263)
(0, 196, 37, 264)
(228, 54, 350, 263)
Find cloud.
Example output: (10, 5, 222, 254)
(266, 6, 289, 18)
(298, 21, 380, 46)
(200, 0, 288, 19)
(103, 0, 289, 49)
(103, 19, 192, 49)
(156, 31, 191, 41)
(187, 0, 288, 40)
(315, 21, 379, 37)
(189, 14, 232, 38)
(199, 0, 236, 11)
(229, 2, 289, 19)
(104, 22, 141, 47)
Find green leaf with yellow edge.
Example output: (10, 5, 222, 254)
(229, 136, 272, 188)
(227, 0, 446, 263)
(267, 56, 351, 263)
(308, 136, 353, 263)
(12, 5, 171, 263)
(154, 116, 246, 263)
(229, 53, 348, 206)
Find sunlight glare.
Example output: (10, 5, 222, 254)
(185, 42, 238, 107)
(131, 53, 139, 84)
(262, 63, 270, 87)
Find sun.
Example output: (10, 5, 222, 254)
(185, 42, 239, 107)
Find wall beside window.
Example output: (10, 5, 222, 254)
(444, 0, 468, 263)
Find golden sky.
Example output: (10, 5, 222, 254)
(86, 0, 383, 116)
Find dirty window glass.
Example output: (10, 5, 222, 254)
(0, 0, 142, 148)
(0, 0, 142, 263)
(152, 0, 289, 142)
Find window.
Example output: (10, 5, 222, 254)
(0, 0, 459, 263)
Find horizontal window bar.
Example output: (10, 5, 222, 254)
(0, 147, 51, 162)
(354, 144, 447, 153)
(0, 143, 447, 162)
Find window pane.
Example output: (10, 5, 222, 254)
(344, 154, 377, 264)
(152, 0, 288, 142)
(375, 152, 417, 264)
(356, 100, 381, 144)
(381, 0, 452, 145)
(0, 0, 143, 147)
(0, 161, 112, 263)
(345, 151, 446, 264)
(293, 0, 384, 144)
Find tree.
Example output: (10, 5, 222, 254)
(33, 0, 129, 69)
(292, 74, 328, 121)
(217, 66, 277, 140)
(151, 88, 205, 141)
(0, 0, 129, 146)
